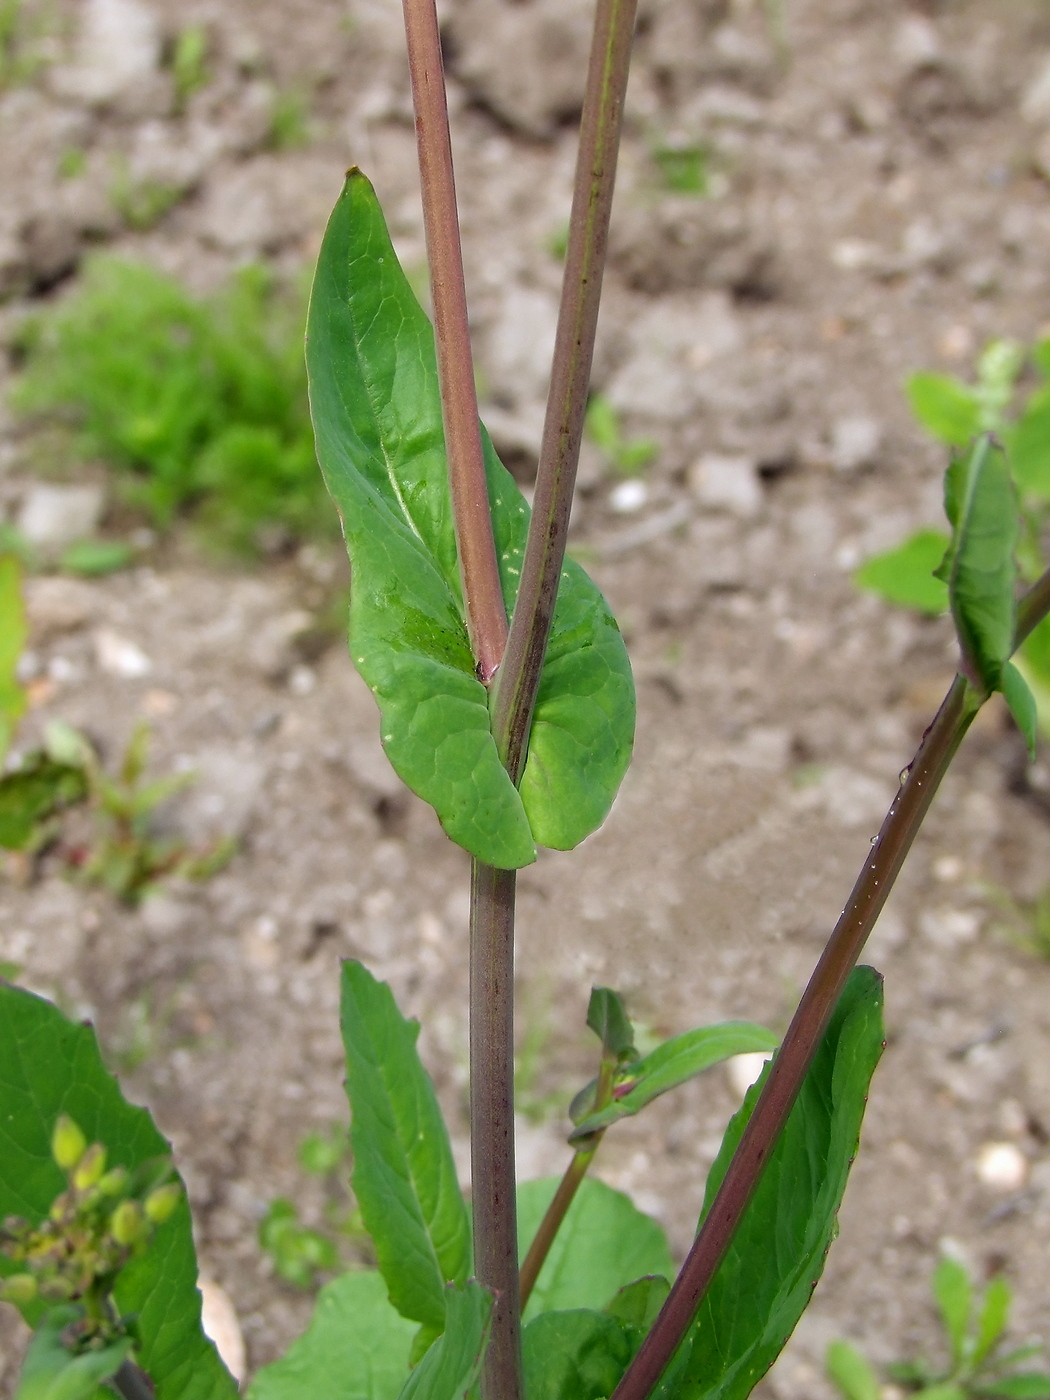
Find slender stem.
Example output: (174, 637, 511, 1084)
(109, 1361, 154, 1400)
(489, 0, 638, 773)
(470, 861, 523, 1400)
(611, 566, 1050, 1400)
(610, 674, 978, 1399)
(519, 1145, 598, 1308)
(401, 0, 507, 682)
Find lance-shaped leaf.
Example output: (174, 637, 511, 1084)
(586, 987, 637, 1065)
(853, 531, 950, 616)
(0, 983, 238, 1400)
(570, 1021, 778, 1141)
(396, 1283, 492, 1400)
(14, 1306, 130, 1400)
(247, 1270, 415, 1400)
(307, 170, 634, 869)
(340, 961, 470, 1332)
(653, 966, 885, 1400)
(516, 1176, 674, 1323)
(938, 435, 1036, 743)
(942, 436, 1017, 690)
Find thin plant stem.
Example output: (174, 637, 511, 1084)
(109, 1361, 155, 1400)
(490, 0, 638, 774)
(611, 675, 976, 1398)
(519, 1044, 617, 1304)
(519, 1145, 597, 1308)
(401, 0, 507, 682)
(470, 861, 523, 1400)
(612, 566, 1050, 1400)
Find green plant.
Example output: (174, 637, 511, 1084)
(59, 720, 236, 905)
(855, 338, 1050, 740)
(108, 161, 186, 231)
(827, 1256, 1050, 1400)
(12, 257, 333, 555)
(0, 0, 52, 89)
(585, 394, 658, 476)
(57, 145, 86, 179)
(170, 24, 209, 110)
(651, 142, 709, 195)
(3, 1, 1050, 1399)
(267, 88, 311, 150)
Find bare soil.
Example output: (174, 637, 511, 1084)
(2, 0, 1050, 1393)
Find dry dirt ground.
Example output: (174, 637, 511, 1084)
(2, 0, 1050, 1393)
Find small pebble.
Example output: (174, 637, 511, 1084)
(17, 485, 105, 551)
(198, 1276, 246, 1382)
(95, 629, 152, 679)
(725, 1051, 773, 1100)
(975, 1141, 1028, 1192)
(609, 479, 649, 514)
(830, 417, 881, 473)
(689, 453, 762, 519)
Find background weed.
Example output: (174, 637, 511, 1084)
(12, 257, 334, 556)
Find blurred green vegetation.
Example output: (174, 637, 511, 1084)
(11, 257, 335, 557)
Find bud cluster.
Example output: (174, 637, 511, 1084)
(0, 1115, 182, 1320)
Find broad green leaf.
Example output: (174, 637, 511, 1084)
(945, 437, 1018, 693)
(907, 373, 980, 445)
(340, 962, 470, 1331)
(570, 1022, 778, 1141)
(522, 1310, 636, 1400)
(656, 966, 885, 1400)
(247, 1271, 415, 1400)
(979, 1377, 1050, 1399)
(1002, 663, 1037, 757)
(586, 987, 637, 1063)
(1007, 388, 1050, 499)
(972, 1275, 1011, 1369)
(516, 1176, 674, 1323)
(0, 554, 26, 763)
(0, 755, 87, 850)
(605, 1276, 670, 1330)
(306, 170, 634, 869)
(932, 1257, 972, 1370)
(825, 1340, 882, 1400)
(396, 1283, 492, 1400)
(853, 531, 950, 615)
(0, 983, 238, 1400)
(914, 1387, 966, 1400)
(14, 1306, 130, 1400)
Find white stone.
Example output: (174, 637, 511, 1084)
(725, 1051, 772, 1100)
(689, 453, 762, 518)
(50, 0, 161, 105)
(974, 1141, 1028, 1192)
(831, 417, 881, 473)
(17, 484, 105, 550)
(198, 1277, 246, 1383)
(1021, 56, 1050, 123)
(608, 479, 649, 514)
(94, 629, 152, 679)
(893, 16, 941, 71)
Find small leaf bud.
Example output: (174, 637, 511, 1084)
(0, 1273, 37, 1305)
(98, 1167, 129, 1197)
(51, 1116, 87, 1172)
(143, 1183, 181, 1225)
(110, 1199, 144, 1247)
(72, 1143, 107, 1192)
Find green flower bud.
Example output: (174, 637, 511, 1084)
(109, 1199, 144, 1247)
(0, 1273, 37, 1305)
(98, 1167, 129, 1197)
(72, 1143, 107, 1192)
(51, 1116, 87, 1172)
(143, 1182, 181, 1225)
